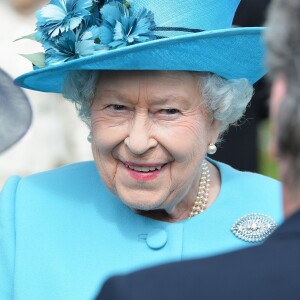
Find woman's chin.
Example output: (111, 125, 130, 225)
(119, 194, 167, 212)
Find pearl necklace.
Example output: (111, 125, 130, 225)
(189, 161, 210, 218)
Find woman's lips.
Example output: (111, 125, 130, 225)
(122, 162, 166, 182)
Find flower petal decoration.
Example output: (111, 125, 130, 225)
(21, 0, 157, 68)
(43, 25, 106, 65)
(36, 0, 94, 39)
(14, 32, 38, 42)
(19, 53, 46, 68)
(99, 1, 156, 49)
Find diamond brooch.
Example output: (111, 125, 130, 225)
(231, 213, 277, 243)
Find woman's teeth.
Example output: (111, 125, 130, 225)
(127, 165, 163, 172)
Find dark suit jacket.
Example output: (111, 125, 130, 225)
(97, 210, 300, 300)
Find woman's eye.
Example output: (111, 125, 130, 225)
(162, 108, 180, 115)
(109, 104, 127, 111)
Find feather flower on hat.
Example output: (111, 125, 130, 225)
(98, 1, 156, 49)
(42, 25, 107, 65)
(36, 0, 94, 39)
(22, 0, 157, 68)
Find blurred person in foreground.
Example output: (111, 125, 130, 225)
(0, 68, 32, 153)
(0, 0, 283, 299)
(96, 0, 300, 299)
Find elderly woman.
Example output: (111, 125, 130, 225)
(0, 0, 282, 299)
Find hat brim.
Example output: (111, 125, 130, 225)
(15, 27, 266, 93)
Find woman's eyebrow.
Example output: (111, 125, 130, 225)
(149, 95, 191, 107)
(149, 92, 189, 102)
(96, 90, 133, 102)
(96, 90, 190, 105)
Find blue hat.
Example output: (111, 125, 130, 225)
(15, 0, 266, 93)
(0, 69, 32, 153)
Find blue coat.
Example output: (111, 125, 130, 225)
(0, 160, 283, 300)
(98, 210, 300, 300)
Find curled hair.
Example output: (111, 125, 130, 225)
(62, 71, 253, 139)
(197, 72, 253, 137)
(62, 70, 99, 127)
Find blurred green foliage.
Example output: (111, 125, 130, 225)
(258, 120, 279, 180)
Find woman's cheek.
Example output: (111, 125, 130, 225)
(92, 115, 127, 150)
(161, 118, 208, 144)
(91, 142, 117, 193)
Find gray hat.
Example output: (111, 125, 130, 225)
(0, 69, 32, 153)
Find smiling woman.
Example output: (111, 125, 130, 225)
(0, 0, 283, 299)
(63, 70, 251, 221)
(92, 71, 216, 220)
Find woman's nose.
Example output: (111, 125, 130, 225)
(124, 115, 157, 155)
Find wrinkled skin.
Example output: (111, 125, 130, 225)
(91, 70, 220, 222)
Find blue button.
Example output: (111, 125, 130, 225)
(146, 228, 168, 250)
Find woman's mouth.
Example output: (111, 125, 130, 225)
(126, 165, 164, 172)
(122, 162, 166, 181)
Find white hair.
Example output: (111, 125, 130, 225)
(62, 71, 98, 127)
(62, 71, 253, 139)
(196, 72, 253, 136)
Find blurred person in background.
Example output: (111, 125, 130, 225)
(0, 0, 93, 189)
(0, 69, 32, 153)
(213, 0, 271, 173)
(7, 0, 46, 14)
(96, 0, 300, 298)
(0, 0, 283, 299)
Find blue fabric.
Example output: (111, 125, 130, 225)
(98, 211, 300, 300)
(15, 0, 265, 92)
(15, 28, 266, 93)
(0, 160, 283, 300)
(133, 0, 240, 30)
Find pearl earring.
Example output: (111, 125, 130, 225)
(87, 133, 92, 143)
(207, 143, 217, 155)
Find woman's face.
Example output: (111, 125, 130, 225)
(91, 71, 219, 212)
